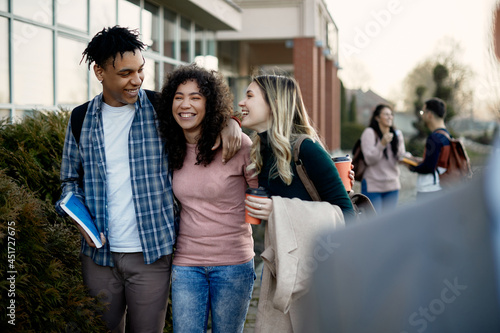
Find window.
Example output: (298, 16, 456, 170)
(143, 1, 159, 52)
(164, 9, 176, 59)
(15, 109, 34, 121)
(0, 109, 9, 120)
(142, 59, 159, 91)
(58, 0, 87, 32)
(180, 16, 191, 63)
(13, 22, 53, 105)
(13, 0, 52, 25)
(57, 37, 88, 104)
(195, 24, 204, 58)
(118, 0, 140, 30)
(90, 0, 116, 36)
(90, 75, 101, 98)
(0, 18, 9, 103)
(0, 0, 7, 12)
(206, 31, 216, 56)
(4, 0, 221, 114)
(164, 62, 175, 76)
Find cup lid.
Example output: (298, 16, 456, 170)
(332, 155, 351, 162)
(246, 187, 269, 196)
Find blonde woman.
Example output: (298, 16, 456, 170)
(240, 74, 354, 220)
(238, 74, 354, 332)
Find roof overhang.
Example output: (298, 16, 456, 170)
(164, 0, 242, 31)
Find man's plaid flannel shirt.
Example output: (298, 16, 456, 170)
(57, 89, 176, 266)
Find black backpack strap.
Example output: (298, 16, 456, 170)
(70, 90, 159, 145)
(70, 101, 90, 146)
(144, 89, 159, 109)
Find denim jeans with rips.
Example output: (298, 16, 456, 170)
(172, 259, 255, 333)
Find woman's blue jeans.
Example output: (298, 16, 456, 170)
(172, 259, 255, 333)
(361, 179, 399, 214)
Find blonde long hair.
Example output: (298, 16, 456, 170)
(248, 74, 321, 185)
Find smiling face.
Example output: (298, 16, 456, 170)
(238, 81, 272, 133)
(172, 79, 207, 143)
(94, 50, 145, 107)
(376, 107, 394, 129)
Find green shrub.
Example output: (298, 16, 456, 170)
(0, 111, 69, 205)
(340, 122, 366, 151)
(0, 110, 175, 332)
(0, 171, 107, 332)
(406, 137, 426, 157)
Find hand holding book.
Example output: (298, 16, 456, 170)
(59, 192, 105, 248)
(399, 153, 421, 167)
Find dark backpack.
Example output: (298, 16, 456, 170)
(70, 89, 159, 145)
(435, 129, 473, 186)
(351, 139, 366, 181)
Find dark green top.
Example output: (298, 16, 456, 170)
(258, 132, 355, 218)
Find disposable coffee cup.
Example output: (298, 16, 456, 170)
(245, 187, 269, 225)
(332, 155, 352, 192)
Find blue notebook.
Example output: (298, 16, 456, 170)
(60, 192, 103, 248)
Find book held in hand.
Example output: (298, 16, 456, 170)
(400, 156, 419, 167)
(60, 192, 103, 248)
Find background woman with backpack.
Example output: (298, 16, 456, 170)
(359, 104, 406, 213)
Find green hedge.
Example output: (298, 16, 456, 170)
(0, 111, 109, 332)
(0, 110, 177, 332)
(0, 171, 108, 332)
(0, 111, 69, 205)
(340, 122, 366, 151)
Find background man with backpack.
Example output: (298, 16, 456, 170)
(408, 97, 451, 199)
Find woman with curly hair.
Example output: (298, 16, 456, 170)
(157, 64, 257, 333)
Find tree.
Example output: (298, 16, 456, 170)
(414, 85, 426, 113)
(340, 80, 348, 123)
(432, 63, 455, 122)
(338, 56, 372, 91)
(412, 85, 428, 139)
(348, 94, 357, 123)
(402, 38, 473, 122)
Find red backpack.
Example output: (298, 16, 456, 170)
(436, 129, 473, 187)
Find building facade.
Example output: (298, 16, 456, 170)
(1, 0, 341, 150)
(0, 0, 241, 120)
(217, 0, 341, 150)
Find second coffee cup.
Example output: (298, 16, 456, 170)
(332, 155, 352, 192)
(245, 187, 269, 225)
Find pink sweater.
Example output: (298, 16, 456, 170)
(172, 133, 258, 266)
(360, 127, 406, 193)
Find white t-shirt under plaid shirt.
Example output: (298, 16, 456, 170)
(57, 89, 176, 266)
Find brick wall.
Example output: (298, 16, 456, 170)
(293, 37, 341, 151)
